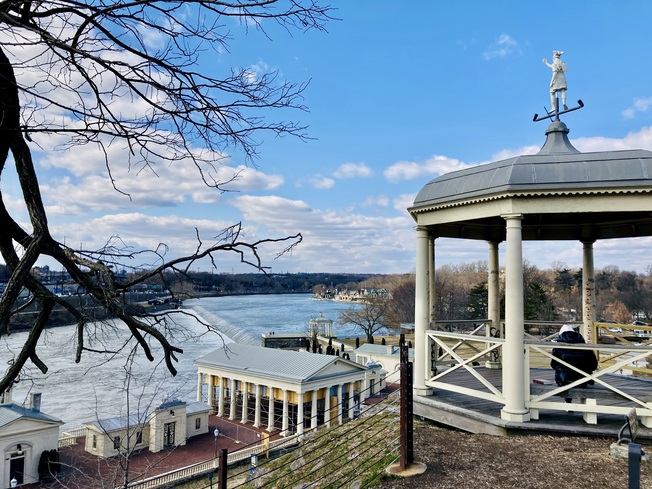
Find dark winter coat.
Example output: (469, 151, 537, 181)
(551, 331, 598, 387)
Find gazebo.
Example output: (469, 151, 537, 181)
(408, 105, 652, 427)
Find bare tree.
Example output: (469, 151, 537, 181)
(338, 297, 395, 344)
(0, 1, 333, 394)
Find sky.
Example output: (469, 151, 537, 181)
(7, 1, 652, 275)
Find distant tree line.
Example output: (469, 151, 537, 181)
(333, 262, 652, 340)
(187, 271, 379, 296)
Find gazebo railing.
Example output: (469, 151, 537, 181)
(424, 329, 652, 425)
(426, 330, 505, 404)
(525, 339, 652, 425)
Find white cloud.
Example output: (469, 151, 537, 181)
(622, 97, 652, 119)
(296, 175, 335, 189)
(38, 139, 283, 214)
(228, 195, 416, 273)
(483, 34, 520, 60)
(333, 162, 373, 179)
(362, 195, 389, 208)
(51, 212, 239, 259)
(384, 155, 471, 182)
(393, 194, 417, 213)
(573, 126, 652, 152)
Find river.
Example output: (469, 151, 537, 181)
(1, 294, 363, 429)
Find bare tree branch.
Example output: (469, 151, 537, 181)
(0, 0, 331, 394)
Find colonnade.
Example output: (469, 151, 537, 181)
(197, 372, 364, 435)
(413, 219, 597, 423)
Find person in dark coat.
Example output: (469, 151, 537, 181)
(551, 325, 598, 388)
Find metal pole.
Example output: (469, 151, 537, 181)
(399, 333, 408, 470)
(217, 448, 228, 489)
(628, 443, 642, 489)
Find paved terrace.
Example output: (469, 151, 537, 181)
(27, 415, 282, 489)
(26, 385, 400, 488)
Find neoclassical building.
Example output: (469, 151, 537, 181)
(0, 391, 62, 487)
(195, 344, 372, 435)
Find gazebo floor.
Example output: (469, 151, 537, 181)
(414, 367, 652, 440)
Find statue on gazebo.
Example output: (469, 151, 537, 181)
(543, 50, 568, 112)
(533, 50, 583, 123)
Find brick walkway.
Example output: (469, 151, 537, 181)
(28, 415, 283, 488)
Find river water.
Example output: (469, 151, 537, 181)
(2, 294, 362, 429)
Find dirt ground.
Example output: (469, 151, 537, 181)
(375, 420, 652, 489)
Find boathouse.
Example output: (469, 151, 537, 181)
(0, 390, 63, 487)
(408, 104, 652, 436)
(195, 344, 371, 435)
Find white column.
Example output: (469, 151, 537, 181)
(428, 236, 436, 323)
(217, 377, 225, 417)
(229, 379, 237, 420)
(241, 381, 249, 424)
(414, 225, 433, 395)
(253, 384, 261, 428)
(197, 372, 203, 402)
(297, 391, 304, 435)
(348, 382, 355, 419)
(582, 241, 596, 344)
(501, 214, 530, 422)
(281, 389, 289, 435)
(337, 384, 343, 425)
(324, 388, 331, 428)
(486, 241, 502, 368)
(311, 390, 318, 429)
(267, 387, 275, 431)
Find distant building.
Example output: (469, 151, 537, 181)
(83, 400, 210, 458)
(0, 390, 63, 487)
(195, 344, 372, 435)
(354, 343, 414, 384)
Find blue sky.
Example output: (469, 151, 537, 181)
(10, 1, 652, 274)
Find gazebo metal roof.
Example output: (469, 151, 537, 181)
(408, 120, 652, 242)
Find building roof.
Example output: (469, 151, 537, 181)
(408, 120, 652, 242)
(0, 404, 63, 428)
(411, 121, 652, 211)
(195, 343, 366, 383)
(84, 413, 147, 433)
(186, 401, 211, 415)
(354, 343, 415, 359)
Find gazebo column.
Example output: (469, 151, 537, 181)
(311, 390, 318, 429)
(267, 388, 275, 432)
(217, 377, 225, 417)
(414, 225, 434, 395)
(582, 240, 596, 344)
(500, 214, 530, 422)
(253, 384, 261, 428)
(428, 236, 436, 323)
(486, 241, 502, 368)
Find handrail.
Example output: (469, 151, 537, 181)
(425, 330, 652, 424)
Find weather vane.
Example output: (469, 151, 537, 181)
(534, 50, 583, 122)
